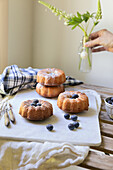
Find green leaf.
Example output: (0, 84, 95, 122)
(82, 11, 92, 22)
(91, 12, 96, 18)
(68, 19, 76, 26)
(68, 15, 83, 26)
(71, 24, 79, 30)
(94, 21, 99, 26)
(72, 16, 82, 23)
(77, 12, 81, 19)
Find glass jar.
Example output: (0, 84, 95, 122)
(78, 36, 92, 72)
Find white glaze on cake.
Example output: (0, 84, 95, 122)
(57, 91, 89, 113)
(37, 68, 66, 86)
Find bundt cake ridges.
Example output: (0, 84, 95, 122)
(57, 91, 89, 113)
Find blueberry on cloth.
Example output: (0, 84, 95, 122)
(107, 100, 112, 104)
(71, 115, 78, 121)
(68, 123, 75, 130)
(73, 122, 79, 128)
(111, 97, 113, 102)
(33, 99, 39, 104)
(64, 113, 70, 119)
(46, 124, 53, 131)
(71, 94, 79, 99)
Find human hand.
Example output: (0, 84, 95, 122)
(85, 29, 113, 52)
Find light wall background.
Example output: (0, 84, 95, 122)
(0, 0, 8, 73)
(8, 0, 113, 88)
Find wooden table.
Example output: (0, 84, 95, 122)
(73, 84, 113, 170)
(0, 83, 113, 170)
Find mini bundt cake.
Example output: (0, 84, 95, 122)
(36, 83, 65, 98)
(57, 91, 89, 113)
(19, 99, 53, 120)
(37, 68, 66, 86)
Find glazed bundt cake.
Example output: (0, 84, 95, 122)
(19, 99, 53, 120)
(37, 68, 66, 86)
(36, 83, 65, 98)
(57, 91, 89, 113)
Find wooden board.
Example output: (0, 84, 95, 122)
(0, 88, 101, 146)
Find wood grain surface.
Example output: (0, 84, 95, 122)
(75, 84, 113, 170)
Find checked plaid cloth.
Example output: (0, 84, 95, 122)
(0, 65, 83, 96)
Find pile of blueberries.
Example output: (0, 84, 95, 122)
(30, 99, 41, 107)
(64, 113, 79, 130)
(67, 93, 79, 130)
(106, 97, 113, 105)
(46, 94, 80, 131)
(46, 114, 79, 131)
(30, 99, 80, 131)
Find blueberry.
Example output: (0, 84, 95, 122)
(30, 102, 41, 107)
(46, 124, 53, 131)
(71, 94, 79, 99)
(71, 115, 78, 121)
(68, 123, 75, 130)
(30, 103, 37, 106)
(107, 100, 112, 104)
(111, 97, 113, 102)
(33, 99, 39, 104)
(64, 113, 70, 119)
(37, 103, 41, 106)
(73, 122, 79, 128)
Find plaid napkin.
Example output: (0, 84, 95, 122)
(0, 65, 83, 96)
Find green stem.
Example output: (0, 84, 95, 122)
(86, 48, 91, 67)
(78, 29, 92, 70)
(78, 25, 87, 35)
(89, 18, 98, 36)
(85, 20, 90, 33)
(83, 35, 91, 68)
(89, 24, 95, 36)
(38, 1, 51, 8)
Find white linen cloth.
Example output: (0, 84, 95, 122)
(0, 140, 89, 170)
